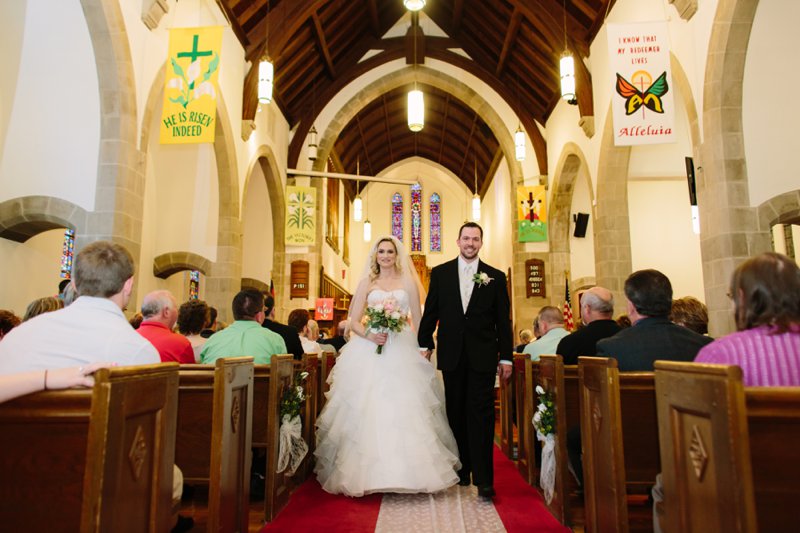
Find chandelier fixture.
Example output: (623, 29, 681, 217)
(559, 0, 577, 104)
(515, 124, 526, 161)
(472, 158, 481, 222)
(258, 4, 273, 104)
(363, 218, 372, 241)
(404, 0, 425, 11)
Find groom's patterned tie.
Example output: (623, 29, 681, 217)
(461, 264, 474, 313)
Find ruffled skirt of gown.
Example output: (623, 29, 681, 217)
(314, 328, 461, 496)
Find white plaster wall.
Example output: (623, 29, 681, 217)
(0, 0, 99, 210)
(480, 162, 513, 277)
(628, 179, 704, 300)
(344, 159, 471, 294)
(241, 162, 274, 283)
(743, 0, 800, 206)
(0, 0, 27, 158)
(0, 229, 65, 316)
(569, 165, 596, 281)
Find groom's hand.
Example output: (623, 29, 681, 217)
(420, 349, 432, 360)
(497, 363, 512, 382)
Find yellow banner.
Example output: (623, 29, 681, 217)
(285, 186, 316, 245)
(160, 26, 223, 144)
(517, 185, 548, 242)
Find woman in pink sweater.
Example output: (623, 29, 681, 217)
(695, 252, 800, 386)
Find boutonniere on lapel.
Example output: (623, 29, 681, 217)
(472, 271, 493, 286)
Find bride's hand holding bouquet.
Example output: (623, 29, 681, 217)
(362, 297, 408, 354)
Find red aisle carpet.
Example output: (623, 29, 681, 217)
(261, 446, 569, 532)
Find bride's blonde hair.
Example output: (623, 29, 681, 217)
(368, 236, 404, 281)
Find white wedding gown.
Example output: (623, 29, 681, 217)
(314, 288, 461, 496)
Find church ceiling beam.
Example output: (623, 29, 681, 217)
(496, 8, 521, 78)
(481, 147, 504, 198)
(381, 94, 395, 163)
(437, 93, 451, 165)
(312, 12, 336, 78)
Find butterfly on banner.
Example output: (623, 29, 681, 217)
(615, 71, 669, 115)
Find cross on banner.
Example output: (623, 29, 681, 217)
(177, 34, 213, 63)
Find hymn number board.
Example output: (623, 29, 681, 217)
(525, 259, 546, 298)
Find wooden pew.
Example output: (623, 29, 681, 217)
(175, 358, 255, 530)
(537, 354, 570, 526)
(264, 354, 295, 522)
(514, 353, 537, 484)
(655, 361, 800, 532)
(208, 357, 255, 533)
(499, 354, 516, 459)
(578, 356, 629, 533)
(294, 354, 319, 482)
(0, 363, 179, 532)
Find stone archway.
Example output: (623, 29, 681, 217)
(80, 0, 141, 258)
(139, 64, 241, 323)
(241, 148, 288, 315)
(696, 0, 764, 336)
(549, 145, 595, 300)
(152, 251, 212, 279)
(0, 196, 88, 242)
(314, 65, 527, 321)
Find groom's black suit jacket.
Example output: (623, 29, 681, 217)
(418, 258, 513, 373)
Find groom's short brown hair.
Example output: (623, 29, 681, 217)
(458, 222, 483, 239)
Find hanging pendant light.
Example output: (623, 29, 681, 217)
(363, 219, 372, 241)
(307, 125, 318, 161)
(404, 0, 425, 11)
(515, 125, 526, 161)
(560, 52, 576, 103)
(408, 89, 424, 132)
(472, 158, 481, 222)
(407, 14, 424, 132)
(559, 0, 577, 104)
(258, 58, 274, 104)
(258, 4, 273, 105)
(353, 179, 363, 222)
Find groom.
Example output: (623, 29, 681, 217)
(418, 222, 513, 499)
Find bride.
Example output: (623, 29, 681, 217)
(314, 236, 460, 496)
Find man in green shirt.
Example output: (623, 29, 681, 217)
(201, 289, 287, 365)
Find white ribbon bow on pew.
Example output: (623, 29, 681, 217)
(277, 414, 309, 476)
(537, 431, 556, 504)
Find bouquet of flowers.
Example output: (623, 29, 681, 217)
(362, 297, 408, 354)
(532, 385, 555, 436)
(280, 370, 309, 422)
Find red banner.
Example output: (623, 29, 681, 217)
(315, 298, 334, 320)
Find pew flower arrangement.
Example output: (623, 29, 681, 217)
(533, 384, 557, 504)
(277, 371, 310, 476)
(363, 297, 407, 354)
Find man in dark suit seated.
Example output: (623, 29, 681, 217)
(261, 295, 304, 360)
(557, 286, 621, 365)
(596, 269, 712, 371)
(569, 270, 712, 487)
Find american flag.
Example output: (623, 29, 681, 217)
(563, 278, 575, 332)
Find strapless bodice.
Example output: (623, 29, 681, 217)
(367, 288, 410, 313)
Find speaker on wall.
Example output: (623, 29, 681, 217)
(573, 212, 590, 238)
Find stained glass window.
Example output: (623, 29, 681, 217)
(189, 270, 200, 300)
(391, 192, 404, 242)
(60, 229, 75, 279)
(430, 192, 441, 252)
(411, 183, 422, 252)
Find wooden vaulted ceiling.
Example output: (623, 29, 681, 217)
(217, 0, 614, 193)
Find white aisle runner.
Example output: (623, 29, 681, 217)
(374, 485, 506, 533)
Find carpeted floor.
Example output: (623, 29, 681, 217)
(261, 445, 570, 532)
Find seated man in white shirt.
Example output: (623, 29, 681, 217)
(0, 239, 159, 373)
(522, 306, 569, 361)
